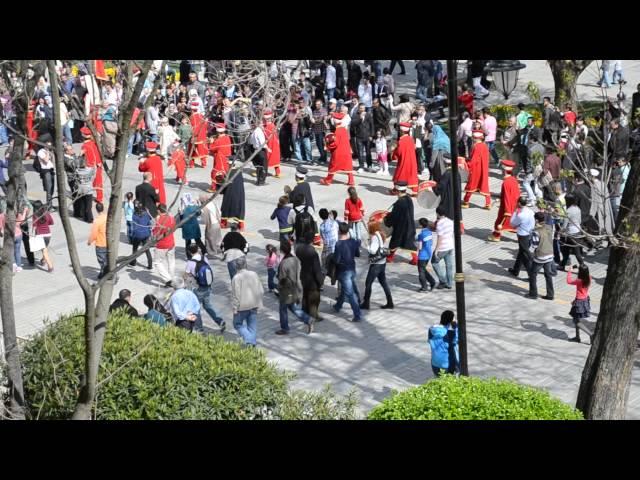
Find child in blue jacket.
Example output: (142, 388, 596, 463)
(428, 310, 459, 377)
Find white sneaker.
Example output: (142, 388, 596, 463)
(357, 168, 364, 173)
(14, 266, 23, 273)
(376, 169, 384, 175)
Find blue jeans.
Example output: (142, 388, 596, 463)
(486, 141, 499, 163)
(227, 259, 239, 280)
(294, 136, 312, 162)
(233, 308, 258, 345)
(432, 249, 454, 288)
(96, 246, 108, 279)
(612, 69, 624, 84)
(314, 132, 327, 163)
(334, 270, 361, 320)
(279, 302, 311, 331)
(325, 88, 335, 101)
(267, 268, 277, 290)
(0, 123, 8, 144)
(194, 286, 223, 326)
(14, 236, 22, 268)
(128, 132, 141, 154)
(62, 123, 73, 145)
(416, 85, 429, 103)
(599, 69, 611, 87)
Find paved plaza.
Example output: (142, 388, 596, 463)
(3, 60, 640, 418)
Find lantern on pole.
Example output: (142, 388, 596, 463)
(484, 60, 526, 100)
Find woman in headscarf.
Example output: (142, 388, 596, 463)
(179, 192, 206, 259)
(199, 193, 222, 257)
(428, 123, 451, 183)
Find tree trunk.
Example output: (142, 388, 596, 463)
(576, 156, 640, 419)
(547, 60, 592, 107)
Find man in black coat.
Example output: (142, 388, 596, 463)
(433, 154, 462, 221)
(295, 231, 324, 322)
(346, 60, 362, 94)
(220, 165, 246, 230)
(334, 60, 346, 100)
(135, 172, 159, 218)
(109, 289, 140, 317)
(384, 181, 418, 265)
(608, 118, 629, 164)
(290, 165, 315, 210)
(372, 97, 391, 137)
(351, 103, 375, 171)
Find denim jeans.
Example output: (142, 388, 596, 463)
(128, 132, 141, 154)
(599, 69, 611, 87)
(356, 139, 372, 169)
(13, 236, 22, 267)
(612, 69, 624, 83)
(41, 170, 55, 206)
(294, 136, 312, 162)
(431, 249, 454, 287)
(227, 259, 240, 280)
(334, 269, 361, 320)
(195, 286, 223, 326)
(418, 259, 437, 289)
(416, 85, 429, 103)
(314, 132, 327, 163)
(528, 261, 555, 298)
(325, 88, 335, 101)
(267, 268, 277, 290)
(279, 302, 311, 331)
(96, 246, 108, 279)
(486, 141, 499, 164)
(62, 123, 73, 145)
(0, 123, 9, 144)
(233, 308, 258, 345)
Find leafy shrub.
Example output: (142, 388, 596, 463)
(272, 386, 359, 420)
(368, 375, 584, 420)
(19, 311, 292, 420)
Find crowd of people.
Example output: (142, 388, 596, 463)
(2, 60, 639, 376)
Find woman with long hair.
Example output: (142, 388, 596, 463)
(567, 263, 593, 343)
(32, 200, 54, 272)
(360, 221, 393, 310)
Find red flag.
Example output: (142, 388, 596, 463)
(94, 60, 108, 81)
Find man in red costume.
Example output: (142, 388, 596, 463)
(320, 112, 355, 186)
(189, 102, 208, 168)
(487, 159, 520, 242)
(168, 139, 187, 185)
(209, 123, 232, 192)
(462, 130, 491, 209)
(81, 126, 104, 204)
(391, 121, 419, 195)
(138, 141, 166, 205)
(263, 109, 281, 178)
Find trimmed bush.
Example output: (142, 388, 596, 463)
(368, 375, 583, 420)
(19, 311, 291, 420)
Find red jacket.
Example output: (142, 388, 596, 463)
(153, 213, 176, 249)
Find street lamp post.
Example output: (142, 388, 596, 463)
(484, 60, 526, 100)
(446, 60, 468, 376)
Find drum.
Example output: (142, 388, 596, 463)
(368, 209, 393, 238)
(417, 181, 441, 210)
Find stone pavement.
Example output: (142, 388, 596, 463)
(3, 59, 640, 418)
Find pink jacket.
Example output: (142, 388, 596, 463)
(484, 115, 497, 142)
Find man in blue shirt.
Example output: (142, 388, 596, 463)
(416, 218, 437, 292)
(332, 222, 362, 322)
(170, 276, 202, 332)
(508, 196, 535, 278)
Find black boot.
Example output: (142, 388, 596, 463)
(569, 325, 581, 343)
(380, 302, 394, 309)
(359, 302, 370, 310)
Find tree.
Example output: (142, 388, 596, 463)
(46, 60, 291, 419)
(547, 60, 592, 107)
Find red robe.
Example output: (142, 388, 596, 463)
(328, 127, 353, 174)
(264, 122, 280, 168)
(82, 139, 104, 203)
(465, 142, 490, 195)
(392, 134, 419, 192)
(493, 175, 520, 236)
(189, 113, 208, 166)
(210, 134, 232, 184)
(138, 153, 166, 205)
(168, 149, 187, 182)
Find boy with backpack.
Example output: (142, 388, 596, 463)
(288, 192, 317, 246)
(185, 244, 225, 333)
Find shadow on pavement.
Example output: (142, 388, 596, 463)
(521, 320, 570, 341)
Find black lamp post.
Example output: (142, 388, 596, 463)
(446, 60, 468, 376)
(484, 60, 526, 100)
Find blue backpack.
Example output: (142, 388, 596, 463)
(195, 259, 213, 287)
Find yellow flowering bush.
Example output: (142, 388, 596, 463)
(489, 104, 542, 129)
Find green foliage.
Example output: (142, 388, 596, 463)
(525, 81, 541, 103)
(18, 311, 292, 420)
(273, 386, 359, 420)
(367, 375, 584, 420)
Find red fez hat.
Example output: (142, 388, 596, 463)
(501, 159, 516, 168)
(399, 122, 412, 130)
(146, 141, 158, 151)
(80, 126, 92, 136)
(472, 130, 485, 139)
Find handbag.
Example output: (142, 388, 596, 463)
(29, 234, 46, 252)
(369, 232, 389, 263)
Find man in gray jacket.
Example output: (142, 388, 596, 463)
(230, 256, 263, 347)
(75, 156, 96, 223)
(526, 212, 555, 300)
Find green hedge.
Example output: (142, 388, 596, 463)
(19, 311, 293, 420)
(368, 375, 583, 420)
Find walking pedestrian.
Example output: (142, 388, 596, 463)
(170, 276, 202, 332)
(179, 192, 206, 260)
(88, 201, 108, 279)
(152, 203, 177, 287)
(275, 240, 314, 335)
(431, 206, 455, 289)
(526, 212, 555, 300)
(567, 264, 593, 344)
(129, 200, 153, 270)
(332, 222, 362, 322)
(221, 222, 249, 279)
(230, 256, 263, 347)
(416, 218, 437, 292)
(508, 197, 535, 278)
(185, 244, 225, 333)
(360, 222, 394, 310)
(344, 186, 367, 243)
